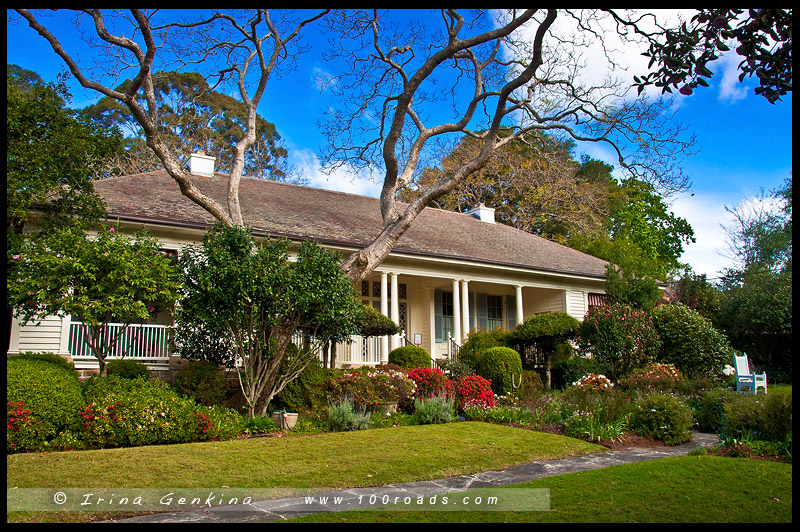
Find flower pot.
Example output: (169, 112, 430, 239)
(271, 411, 299, 430)
(378, 401, 398, 415)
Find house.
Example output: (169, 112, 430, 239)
(8, 153, 610, 373)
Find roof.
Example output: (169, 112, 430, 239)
(92, 170, 609, 278)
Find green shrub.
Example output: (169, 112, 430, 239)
(577, 303, 660, 379)
(722, 391, 792, 442)
(275, 358, 332, 416)
(652, 303, 733, 379)
(106, 359, 151, 380)
(458, 328, 511, 368)
(414, 396, 456, 424)
(517, 370, 545, 403)
(7, 358, 84, 450)
(388, 345, 431, 369)
(629, 392, 694, 446)
(327, 399, 370, 432)
(474, 346, 523, 395)
(82, 375, 241, 448)
(435, 359, 475, 381)
(243, 414, 280, 435)
(173, 360, 229, 406)
(618, 362, 685, 395)
(693, 387, 739, 433)
(558, 385, 633, 426)
(13, 351, 74, 371)
(550, 354, 609, 390)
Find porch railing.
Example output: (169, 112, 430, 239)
(68, 322, 171, 369)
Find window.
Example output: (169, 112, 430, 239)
(487, 295, 503, 331)
(361, 279, 408, 334)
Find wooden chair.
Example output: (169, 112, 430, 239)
(733, 353, 767, 394)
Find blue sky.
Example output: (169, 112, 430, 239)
(7, 9, 792, 280)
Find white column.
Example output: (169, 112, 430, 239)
(515, 285, 524, 326)
(452, 279, 462, 346)
(380, 272, 389, 363)
(460, 279, 470, 343)
(390, 273, 400, 351)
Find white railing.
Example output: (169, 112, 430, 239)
(290, 332, 384, 366)
(68, 322, 171, 369)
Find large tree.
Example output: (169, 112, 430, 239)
(80, 71, 297, 182)
(14, 9, 697, 283)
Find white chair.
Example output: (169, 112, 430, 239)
(733, 353, 767, 394)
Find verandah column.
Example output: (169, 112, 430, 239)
(515, 285, 524, 325)
(452, 279, 462, 346)
(460, 279, 469, 343)
(380, 272, 389, 363)
(390, 273, 400, 351)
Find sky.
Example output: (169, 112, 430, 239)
(6, 9, 793, 281)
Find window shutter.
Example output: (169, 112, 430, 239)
(476, 293, 488, 330)
(506, 295, 517, 330)
(434, 289, 443, 342)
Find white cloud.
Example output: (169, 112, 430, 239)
(290, 148, 383, 198)
(716, 51, 749, 103)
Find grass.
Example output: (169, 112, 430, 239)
(293, 455, 793, 523)
(7, 422, 605, 523)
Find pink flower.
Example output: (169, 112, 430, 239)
(109, 227, 115, 233)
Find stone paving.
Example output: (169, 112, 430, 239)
(111, 432, 719, 523)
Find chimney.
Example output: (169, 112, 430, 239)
(188, 151, 216, 177)
(466, 203, 496, 223)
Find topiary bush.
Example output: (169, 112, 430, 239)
(173, 360, 229, 406)
(388, 345, 431, 369)
(629, 392, 694, 446)
(651, 303, 732, 379)
(7, 358, 85, 451)
(474, 346, 523, 395)
(458, 328, 511, 368)
(106, 359, 151, 380)
(578, 303, 660, 379)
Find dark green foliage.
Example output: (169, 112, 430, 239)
(171, 318, 237, 368)
(722, 391, 793, 442)
(274, 358, 331, 416)
(388, 345, 431, 369)
(173, 360, 229, 406)
(550, 354, 609, 390)
(578, 303, 660, 380)
(82, 375, 244, 447)
(458, 328, 512, 368)
(13, 352, 74, 372)
(474, 346, 523, 395)
(517, 370, 545, 402)
(692, 388, 739, 433)
(106, 359, 151, 380)
(6, 358, 84, 441)
(356, 304, 402, 337)
(629, 392, 694, 446)
(652, 303, 732, 379)
(512, 312, 580, 346)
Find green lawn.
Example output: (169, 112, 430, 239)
(7, 422, 605, 523)
(293, 455, 793, 523)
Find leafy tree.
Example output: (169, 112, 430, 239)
(15, 9, 697, 283)
(80, 71, 297, 182)
(716, 177, 792, 374)
(510, 312, 580, 389)
(630, 9, 792, 104)
(667, 266, 722, 321)
(7, 64, 120, 261)
(8, 225, 180, 376)
(177, 224, 363, 417)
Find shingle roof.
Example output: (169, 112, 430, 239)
(93, 170, 609, 278)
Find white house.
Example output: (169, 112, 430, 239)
(8, 153, 610, 372)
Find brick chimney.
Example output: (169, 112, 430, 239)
(188, 151, 216, 177)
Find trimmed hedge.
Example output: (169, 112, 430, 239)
(474, 346, 523, 395)
(388, 345, 431, 369)
(13, 351, 74, 371)
(106, 359, 151, 380)
(7, 357, 84, 450)
(458, 328, 511, 368)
